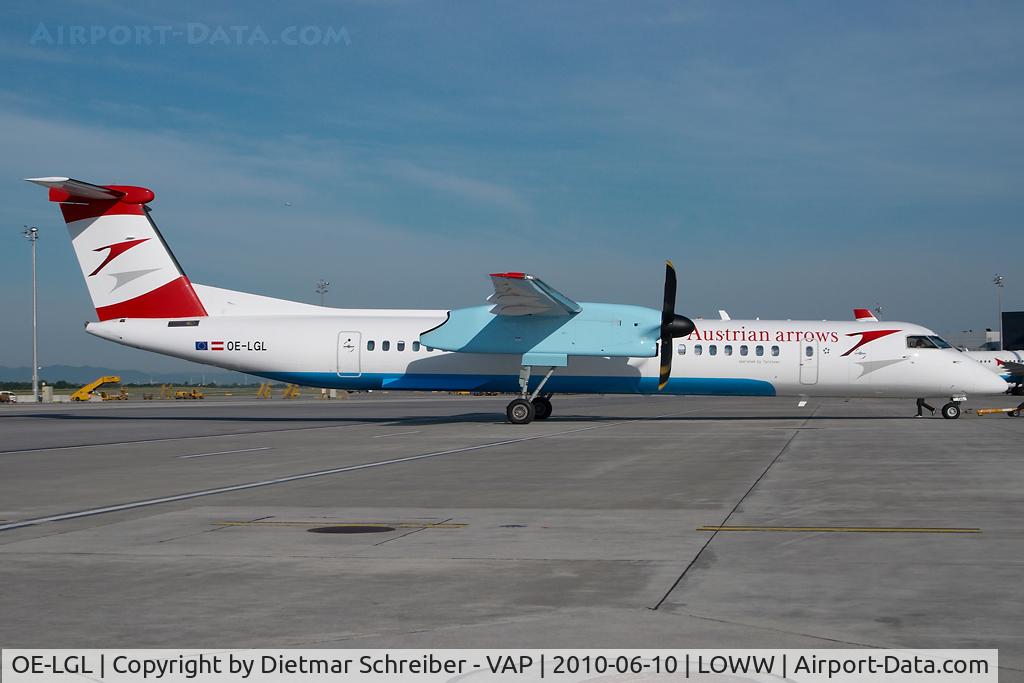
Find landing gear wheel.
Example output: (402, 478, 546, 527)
(507, 398, 536, 425)
(531, 397, 552, 420)
(941, 402, 961, 420)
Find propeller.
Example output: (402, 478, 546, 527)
(659, 260, 696, 390)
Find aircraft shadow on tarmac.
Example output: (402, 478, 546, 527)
(8, 411, 920, 425)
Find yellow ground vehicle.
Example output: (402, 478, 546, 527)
(174, 389, 205, 400)
(100, 388, 128, 401)
(976, 404, 1023, 417)
(71, 376, 121, 402)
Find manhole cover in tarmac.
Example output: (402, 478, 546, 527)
(308, 525, 396, 534)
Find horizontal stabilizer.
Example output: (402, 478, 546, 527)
(26, 177, 126, 202)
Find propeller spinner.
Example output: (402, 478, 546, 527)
(659, 260, 696, 390)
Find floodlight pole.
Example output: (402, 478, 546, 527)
(316, 279, 330, 306)
(993, 274, 1004, 351)
(24, 226, 39, 402)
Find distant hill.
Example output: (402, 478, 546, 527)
(0, 365, 255, 385)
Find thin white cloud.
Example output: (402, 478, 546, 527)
(385, 159, 529, 213)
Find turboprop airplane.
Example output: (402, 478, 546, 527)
(28, 177, 1007, 423)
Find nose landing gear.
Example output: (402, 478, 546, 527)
(940, 394, 968, 420)
(940, 402, 961, 420)
(917, 395, 967, 419)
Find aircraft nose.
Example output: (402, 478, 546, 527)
(970, 365, 1010, 395)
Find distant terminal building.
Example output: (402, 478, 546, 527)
(943, 311, 1024, 351)
(943, 329, 999, 351)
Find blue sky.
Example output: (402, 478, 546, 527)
(1, 1, 1021, 372)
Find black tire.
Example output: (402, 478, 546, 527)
(941, 402, 961, 420)
(531, 397, 552, 420)
(506, 398, 535, 425)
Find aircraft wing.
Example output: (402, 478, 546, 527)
(996, 359, 1024, 377)
(854, 308, 878, 322)
(486, 272, 582, 316)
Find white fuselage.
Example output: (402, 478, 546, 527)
(86, 306, 1007, 399)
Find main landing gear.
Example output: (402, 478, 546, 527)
(506, 366, 556, 425)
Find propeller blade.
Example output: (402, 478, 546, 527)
(657, 260, 695, 391)
(662, 260, 676, 325)
(658, 334, 672, 390)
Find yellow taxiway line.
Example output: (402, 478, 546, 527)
(698, 525, 980, 534)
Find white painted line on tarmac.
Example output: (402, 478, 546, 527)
(178, 447, 274, 460)
(0, 409, 701, 533)
(0, 422, 374, 456)
(373, 431, 423, 439)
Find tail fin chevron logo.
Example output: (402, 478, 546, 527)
(89, 238, 150, 276)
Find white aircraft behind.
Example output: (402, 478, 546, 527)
(962, 350, 1024, 395)
(28, 177, 1007, 423)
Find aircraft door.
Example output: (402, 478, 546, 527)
(337, 331, 361, 377)
(799, 339, 819, 384)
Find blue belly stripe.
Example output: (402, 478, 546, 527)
(253, 372, 777, 396)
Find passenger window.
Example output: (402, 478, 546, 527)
(695, 344, 703, 356)
(724, 344, 733, 356)
(739, 345, 748, 356)
(412, 341, 421, 352)
(805, 345, 814, 357)
(397, 341, 405, 352)
(771, 345, 779, 356)
(756, 345, 764, 356)
(367, 340, 375, 351)
(709, 345, 717, 356)
(906, 335, 938, 349)
(426, 346, 434, 352)
(382, 341, 390, 351)
(677, 343, 686, 355)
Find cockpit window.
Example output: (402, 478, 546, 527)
(928, 335, 953, 349)
(906, 335, 938, 349)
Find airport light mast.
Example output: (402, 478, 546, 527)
(23, 226, 39, 403)
(315, 278, 330, 306)
(993, 274, 1004, 351)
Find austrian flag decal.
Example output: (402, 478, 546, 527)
(194, 341, 224, 351)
